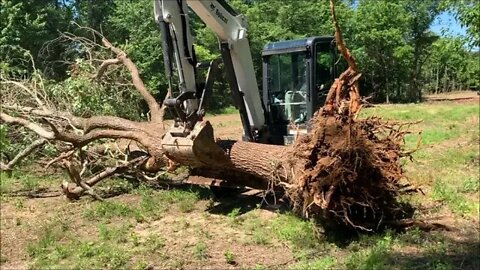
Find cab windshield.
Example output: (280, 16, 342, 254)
(266, 52, 308, 124)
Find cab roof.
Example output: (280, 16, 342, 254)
(262, 36, 334, 56)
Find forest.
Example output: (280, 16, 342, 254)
(1, 0, 479, 115)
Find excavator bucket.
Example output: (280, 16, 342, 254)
(161, 121, 231, 167)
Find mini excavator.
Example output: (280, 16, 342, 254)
(154, 0, 342, 172)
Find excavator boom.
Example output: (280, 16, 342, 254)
(154, 0, 265, 141)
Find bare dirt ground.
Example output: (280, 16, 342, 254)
(424, 90, 479, 103)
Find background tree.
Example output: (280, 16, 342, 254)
(349, 0, 412, 102)
(0, 0, 477, 109)
(0, 0, 73, 77)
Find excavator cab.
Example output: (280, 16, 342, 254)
(261, 36, 340, 145)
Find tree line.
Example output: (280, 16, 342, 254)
(1, 0, 478, 112)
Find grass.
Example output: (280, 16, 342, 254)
(224, 250, 236, 265)
(432, 180, 478, 215)
(83, 200, 141, 221)
(0, 169, 60, 199)
(1, 102, 478, 269)
(145, 233, 166, 252)
(206, 105, 238, 116)
(193, 242, 209, 260)
(360, 103, 479, 146)
(271, 214, 320, 250)
(291, 256, 337, 270)
(344, 233, 394, 270)
(82, 187, 201, 223)
(361, 103, 479, 218)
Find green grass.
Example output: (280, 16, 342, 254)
(193, 242, 209, 260)
(432, 180, 478, 215)
(83, 187, 201, 223)
(291, 256, 336, 270)
(1, 170, 61, 198)
(361, 103, 479, 146)
(407, 142, 479, 217)
(224, 250, 236, 265)
(157, 189, 199, 213)
(344, 233, 394, 270)
(25, 215, 168, 269)
(206, 105, 238, 116)
(83, 200, 142, 221)
(145, 233, 166, 252)
(4, 102, 479, 269)
(362, 103, 479, 218)
(98, 223, 131, 243)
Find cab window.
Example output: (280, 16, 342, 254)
(266, 52, 308, 124)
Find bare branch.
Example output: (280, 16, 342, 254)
(100, 37, 163, 121)
(0, 139, 48, 171)
(54, 128, 145, 148)
(2, 105, 144, 133)
(62, 156, 148, 198)
(0, 113, 55, 139)
(94, 58, 122, 80)
(63, 160, 104, 201)
(1, 80, 47, 109)
(46, 149, 75, 169)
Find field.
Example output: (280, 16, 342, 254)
(1, 98, 479, 269)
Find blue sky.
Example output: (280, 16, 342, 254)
(430, 11, 466, 36)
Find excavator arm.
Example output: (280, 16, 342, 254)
(153, 0, 265, 141)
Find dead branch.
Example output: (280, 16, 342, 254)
(100, 38, 163, 122)
(0, 113, 55, 139)
(63, 160, 104, 201)
(0, 139, 48, 171)
(0, 80, 47, 110)
(1, 104, 143, 134)
(46, 149, 75, 169)
(1, 33, 168, 193)
(61, 156, 148, 199)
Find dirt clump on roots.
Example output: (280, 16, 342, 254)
(288, 112, 415, 232)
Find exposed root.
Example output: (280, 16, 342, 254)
(288, 114, 417, 231)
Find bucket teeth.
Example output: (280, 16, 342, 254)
(161, 121, 231, 167)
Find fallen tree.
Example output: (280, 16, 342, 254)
(1, 0, 419, 231)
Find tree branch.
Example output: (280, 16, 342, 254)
(1, 78, 47, 110)
(94, 58, 121, 80)
(63, 160, 104, 201)
(62, 156, 148, 199)
(100, 37, 163, 122)
(0, 113, 55, 139)
(2, 105, 144, 134)
(0, 139, 48, 171)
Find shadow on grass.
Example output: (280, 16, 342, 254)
(390, 238, 480, 269)
(207, 188, 289, 216)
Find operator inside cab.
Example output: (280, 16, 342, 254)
(268, 52, 308, 124)
(263, 37, 339, 128)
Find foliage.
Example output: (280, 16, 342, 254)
(351, 0, 413, 102)
(0, 0, 74, 77)
(46, 58, 144, 119)
(445, 0, 480, 47)
(0, 0, 478, 110)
